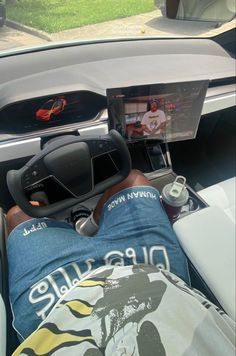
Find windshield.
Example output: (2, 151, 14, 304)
(0, 0, 235, 55)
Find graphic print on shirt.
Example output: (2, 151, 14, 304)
(16, 267, 167, 356)
(149, 118, 158, 130)
(28, 245, 170, 322)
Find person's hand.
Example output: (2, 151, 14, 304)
(30, 201, 44, 206)
(150, 126, 160, 135)
(143, 125, 152, 134)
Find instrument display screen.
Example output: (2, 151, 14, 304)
(0, 91, 106, 138)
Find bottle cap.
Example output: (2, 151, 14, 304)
(162, 176, 189, 207)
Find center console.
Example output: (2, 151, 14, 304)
(143, 143, 208, 218)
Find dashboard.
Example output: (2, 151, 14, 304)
(0, 37, 235, 152)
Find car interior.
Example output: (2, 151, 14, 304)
(0, 29, 235, 355)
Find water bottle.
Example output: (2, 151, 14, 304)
(161, 176, 189, 220)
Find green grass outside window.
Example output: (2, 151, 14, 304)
(6, 0, 155, 33)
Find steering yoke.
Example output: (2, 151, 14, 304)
(7, 130, 131, 218)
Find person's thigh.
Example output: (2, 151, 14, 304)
(97, 185, 190, 284)
(93, 169, 151, 224)
(7, 218, 96, 339)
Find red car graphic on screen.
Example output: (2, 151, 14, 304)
(36, 97, 67, 121)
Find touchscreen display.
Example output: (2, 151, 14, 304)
(107, 80, 209, 142)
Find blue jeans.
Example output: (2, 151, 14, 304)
(7, 186, 189, 339)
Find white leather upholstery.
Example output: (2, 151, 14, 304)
(198, 177, 236, 224)
(0, 294, 6, 356)
(173, 206, 236, 320)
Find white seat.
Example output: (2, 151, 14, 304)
(175, 178, 236, 320)
(198, 177, 236, 224)
(174, 206, 235, 320)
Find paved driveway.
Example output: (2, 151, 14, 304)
(0, 25, 46, 52)
(52, 10, 233, 42)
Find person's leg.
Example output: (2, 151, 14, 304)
(93, 169, 151, 224)
(6, 206, 32, 235)
(7, 174, 154, 339)
(6, 202, 41, 236)
(74, 169, 151, 236)
(92, 172, 190, 284)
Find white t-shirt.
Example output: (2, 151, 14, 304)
(141, 109, 166, 133)
(13, 265, 236, 356)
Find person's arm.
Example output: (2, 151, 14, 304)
(142, 125, 153, 134)
(158, 120, 167, 131)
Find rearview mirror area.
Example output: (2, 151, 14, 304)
(155, 0, 236, 24)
